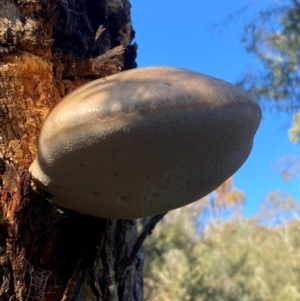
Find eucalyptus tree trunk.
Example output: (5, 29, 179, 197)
(0, 1, 160, 300)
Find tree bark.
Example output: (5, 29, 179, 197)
(0, 1, 162, 300)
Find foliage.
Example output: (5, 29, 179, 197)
(144, 183, 300, 301)
(290, 110, 300, 142)
(239, 0, 300, 109)
(238, 0, 300, 141)
(273, 154, 300, 180)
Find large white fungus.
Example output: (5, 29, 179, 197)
(29, 66, 261, 219)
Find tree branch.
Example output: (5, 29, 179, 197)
(292, 0, 300, 9)
(116, 213, 166, 279)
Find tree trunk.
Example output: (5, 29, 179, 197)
(0, 1, 161, 300)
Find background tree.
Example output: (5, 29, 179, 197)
(144, 186, 300, 301)
(238, 0, 300, 141)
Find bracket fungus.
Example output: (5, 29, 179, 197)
(29, 66, 261, 219)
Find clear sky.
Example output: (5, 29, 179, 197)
(130, 0, 299, 215)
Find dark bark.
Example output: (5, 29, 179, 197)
(0, 1, 162, 300)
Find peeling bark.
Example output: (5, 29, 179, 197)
(0, 1, 162, 300)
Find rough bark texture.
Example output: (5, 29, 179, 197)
(0, 1, 162, 300)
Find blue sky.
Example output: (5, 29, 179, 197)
(130, 0, 299, 215)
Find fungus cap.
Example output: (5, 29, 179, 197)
(29, 66, 261, 219)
